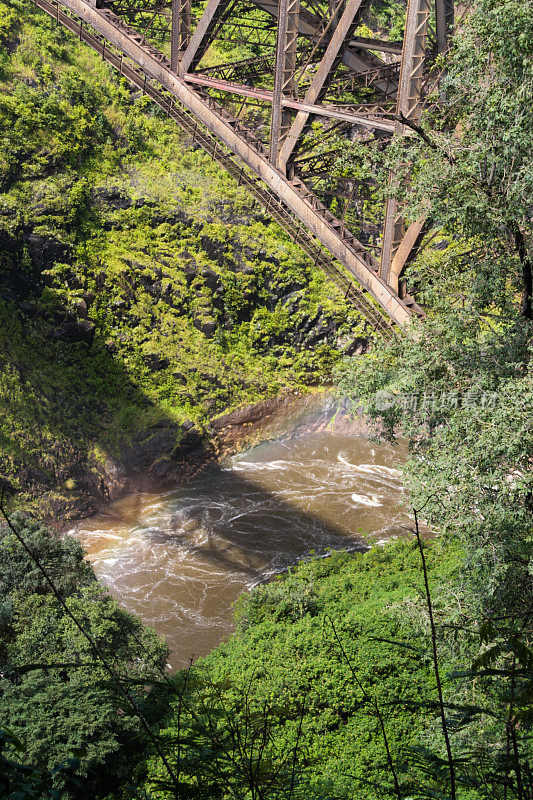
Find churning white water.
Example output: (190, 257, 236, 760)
(74, 394, 411, 668)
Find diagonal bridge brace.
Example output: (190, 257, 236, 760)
(250, 0, 392, 81)
(31, 0, 417, 329)
(278, 0, 370, 172)
(179, 0, 234, 74)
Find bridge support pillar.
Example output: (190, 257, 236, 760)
(269, 0, 300, 170)
(381, 0, 431, 284)
(171, 0, 192, 72)
(435, 0, 454, 53)
(278, 0, 365, 172)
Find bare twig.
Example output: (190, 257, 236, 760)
(176, 655, 194, 786)
(288, 697, 306, 800)
(412, 504, 456, 800)
(502, 602, 532, 800)
(325, 615, 402, 800)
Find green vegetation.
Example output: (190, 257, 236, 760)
(0, 0, 532, 798)
(335, 0, 533, 795)
(143, 0, 533, 796)
(0, 514, 169, 799)
(145, 541, 462, 799)
(0, 0, 365, 517)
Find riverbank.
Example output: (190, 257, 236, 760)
(49, 390, 318, 529)
(143, 538, 463, 799)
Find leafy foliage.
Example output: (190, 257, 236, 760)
(1, 0, 532, 798)
(334, 2, 533, 794)
(0, 512, 94, 597)
(0, 515, 169, 799)
(144, 543, 463, 799)
(0, 0, 366, 518)
(392, 0, 532, 317)
(0, 727, 82, 800)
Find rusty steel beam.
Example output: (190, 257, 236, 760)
(389, 218, 426, 293)
(184, 73, 397, 131)
(179, 0, 233, 74)
(350, 35, 403, 55)
(30, 2, 397, 335)
(279, 0, 367, 171)
(37, 0, 415, 326)
(170, 0, 191, 71)
(251, 0, 321, 37)
(435, 0, 454, 53)
(380, 0, 431, 283)
(250, 0, 391, 82)
(269, 0, 300, 167)
(199, 54, 275, 81)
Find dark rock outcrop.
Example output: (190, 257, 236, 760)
(193, 315, 216, 338)
(142, 352, 170, 371)
(93, 186, 132, 210)
(26, 233, 72, 273)
(50, 318, 96, 345)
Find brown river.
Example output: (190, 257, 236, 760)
(73, 393, 411, 669)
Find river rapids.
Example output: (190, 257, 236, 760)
(74, 394, 411, 668)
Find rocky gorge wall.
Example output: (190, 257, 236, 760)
(0, 2, 370, 522)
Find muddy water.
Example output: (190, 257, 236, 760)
(74, 394, 410, 669)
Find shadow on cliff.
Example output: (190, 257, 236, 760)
(0, 294, 201, 521)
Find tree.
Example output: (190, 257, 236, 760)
(0, 513, 94, 598)
(389, 0, 533, 317)
(0, 727, 81, 800)
(0, 515, 170, 798)
(336, 3, 533, 793)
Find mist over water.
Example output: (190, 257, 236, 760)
(74, 394, 410, 668)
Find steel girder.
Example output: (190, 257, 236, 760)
(435, 0, 454, 53)
(30, 0, 453, 330)
(380, 0, 431, 288)
(170, 0, 191, 70)
(179, 0, 235, 73)
(278, 0, 370, 171)
(270, 0, 300, 166)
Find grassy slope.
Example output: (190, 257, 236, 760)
(0, 0, 366, 517)
(146, 540, 462, 799)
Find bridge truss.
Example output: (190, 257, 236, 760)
(30, 0, 454, 334)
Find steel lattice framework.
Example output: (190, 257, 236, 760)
(30, 0, 455, 334)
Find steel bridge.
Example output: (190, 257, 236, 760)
(30, 0, 454, 334)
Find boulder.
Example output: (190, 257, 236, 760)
(72, 298, 88, 318)
(200, 267, 221, 290)
(51, 319, 95, 345)
(344, 337, 368, 356)
(210, 398, 278, 431)
(94, 186, 132, 210)
(172, 426, 202, 459)
(200, 235, 226, 264)
(81, 291, 96, 308)
(305, 319, 335, 346)
(182, 262, 199, 282)
(142, 352, 170, 371)
(26, 233, 71, 273)
(193, 316, 216, 338)
(19, 301, 38, 317)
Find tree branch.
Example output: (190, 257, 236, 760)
(413, 505, 457, 800)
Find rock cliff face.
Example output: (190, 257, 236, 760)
(0, 5, 370, 521)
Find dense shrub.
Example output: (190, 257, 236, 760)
(144, 542, 462, 799)
(0, 515, 169, 798)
